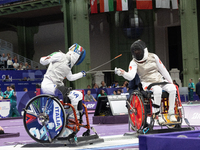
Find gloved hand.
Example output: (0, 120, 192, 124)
(115, 67, 124, 76)
(81, 71, 86, 77)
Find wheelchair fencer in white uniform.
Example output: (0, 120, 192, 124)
(115, 40, 177, 124)
(40, 43, 86, 137)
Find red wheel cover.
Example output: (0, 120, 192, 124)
(129, 94, 145, 130)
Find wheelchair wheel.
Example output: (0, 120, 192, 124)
(128, 90, 147, 132)
(23, 94, 66, 143)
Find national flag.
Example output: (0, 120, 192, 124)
(100, 0, 114, 13)
(171, 0, 178, 9)
(156, 0, 170, 9)
(136, 0, 152, 10)
(90, 0, 97, 14)
(116, 0, 128, 11)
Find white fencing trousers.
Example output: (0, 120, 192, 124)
(41, 77, 57, 95)
(148, 83, 176, 114)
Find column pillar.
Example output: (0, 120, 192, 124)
(180, 0, 199, 86)
(170, 68, 182, 87)
(62, 0, 91, 89)
(93, 72, 105, 87)
(17, 19, 38, 59)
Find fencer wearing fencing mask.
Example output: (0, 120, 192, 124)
(115, 39, 177, 124)
(40, 43, 86, 95)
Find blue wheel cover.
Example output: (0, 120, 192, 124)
(25, 96, 64, 141)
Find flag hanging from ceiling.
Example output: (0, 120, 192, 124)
(156, 0, 170, 8)
(171, 0, 178, 9)
(100, 0, 114, 13)
(90, 0, 98, 14)
(116, 0, 128, 11)
(136, 0, 152, 10)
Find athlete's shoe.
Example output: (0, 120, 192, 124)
(168, 114, 177, 122)
(158, 115, 165, 124)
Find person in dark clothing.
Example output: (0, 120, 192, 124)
(196, 78, 200, 99)
(173, 80, 179, 88)
(7, 85, 20, 117)
(127, 73, 140, 99)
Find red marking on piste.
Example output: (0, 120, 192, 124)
(129, 66, 132, 70)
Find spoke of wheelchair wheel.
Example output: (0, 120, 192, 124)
(44, 124, 52, 143)
(45, 99, 53, 114)
(32, 100, 41, 114)
(25, 109, 38, 117)
(127, 101, 134, 112)
(43, 98, 49, 114)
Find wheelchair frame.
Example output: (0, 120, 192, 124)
(127, 85, 183, 133)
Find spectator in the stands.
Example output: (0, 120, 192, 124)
(0, 126, 4, 134)
(112, 81, 120, 88)
(1, 53, 8, 68)
(98, 89, 107, 97)
(3, 86, 10, 99)
(122, 81, 129, 93)
(23, 88, 28, 92)
(22, 77, 30, 81)
(84, 90, 96, 102)
(87, 85, 91, 89)
(12, 56, 18, 63)
(22, 62, 29, 70)
(7, 57, 14, 69)
(13, 59, 19, 70)
(35, 66, 39, 70)
(28, 64, 32, 70)
(7, 53, 10, 58)
(3, 75, 11, 82)
(93, 83, 99, 89)
(117, 89, 122, 95)
(100, 81, 107, 88)
(18, 62, 24, 70)
(112, 90, 117, 95)
(122, 81, 129, 88)
(7, 85, 20, 117)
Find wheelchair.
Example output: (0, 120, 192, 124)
(127, 82, 183, 133)
(23, 94, 92, 144)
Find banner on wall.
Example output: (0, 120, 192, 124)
(0, 70, 46, 82)
(0, 100, 10, 118)
(0, 0, 20, 5)
(0, 70, 46, 91)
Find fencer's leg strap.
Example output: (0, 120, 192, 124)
(168, 91, 176, 114)
(152, 104, 160, 108)
(153, 94, 162, 114)
(152, 104, 160, 115)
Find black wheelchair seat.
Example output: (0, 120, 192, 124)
(139, 82, 170, 99)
